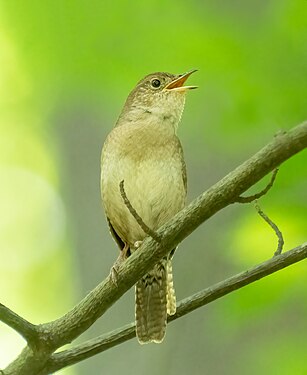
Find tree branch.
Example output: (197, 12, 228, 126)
(234, 168, 279, 203)
(254, 202, 284, 256)
(0, 304, 38, 348)
(3, 121, 307, 375)
(119, 179, 162, 242)
(42, 242, 307, 373)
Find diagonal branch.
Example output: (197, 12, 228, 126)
(3, 121, 307, 375)
(42, 121, 306, 348)
(42, 242, 307, 373)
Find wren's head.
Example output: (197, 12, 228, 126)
(116, 70, 197, 130)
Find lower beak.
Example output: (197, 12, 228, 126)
(165, 69, 198, 91)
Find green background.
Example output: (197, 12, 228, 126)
(0, 1, 306, 374)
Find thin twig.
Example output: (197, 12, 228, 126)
(235, 169, 279, 203)
(43, 243, 307, 374)
(254, 201, 284, 256)
(119, 180, 162, 242)
(0, 303, 38, 347)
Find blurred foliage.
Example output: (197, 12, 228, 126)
(0, 0, 306, 374)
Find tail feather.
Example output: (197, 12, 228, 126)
(135, 260, 167, 344)
(166, 260, 176, 315)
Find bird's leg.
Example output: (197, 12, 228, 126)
(110, 243, 130, 285)
(121, 242, 130, 258)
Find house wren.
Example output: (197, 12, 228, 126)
(101, 70, 197, 344)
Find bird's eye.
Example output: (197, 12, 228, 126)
(151, 79, 161, 88)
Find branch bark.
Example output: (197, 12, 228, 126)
(0, 304, 38, 348)
(2, 121, 307, 375)
(42, 243, 307, 373)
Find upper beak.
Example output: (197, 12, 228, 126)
(165, 69, 198, 91)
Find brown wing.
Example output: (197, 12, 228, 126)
(175, 136, 187, 195)
(168, 137, 187, 261)
(107, 217, 125, 251)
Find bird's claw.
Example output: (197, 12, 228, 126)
(134, 240, 143, 249)
(109, 243, 130, 286)
(110, 265, 119, 286)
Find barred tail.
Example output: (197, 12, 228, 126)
(135, 260, 168, 344)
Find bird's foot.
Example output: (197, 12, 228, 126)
(110, 266, 119, 286)
(134, 240, 143, 249)
(110, 243, 129, 286)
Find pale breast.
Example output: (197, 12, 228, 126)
(101, 123, 186, 246)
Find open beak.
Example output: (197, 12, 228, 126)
(165, 69, 198, 91)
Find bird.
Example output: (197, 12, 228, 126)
(101, 70, 197, 344)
